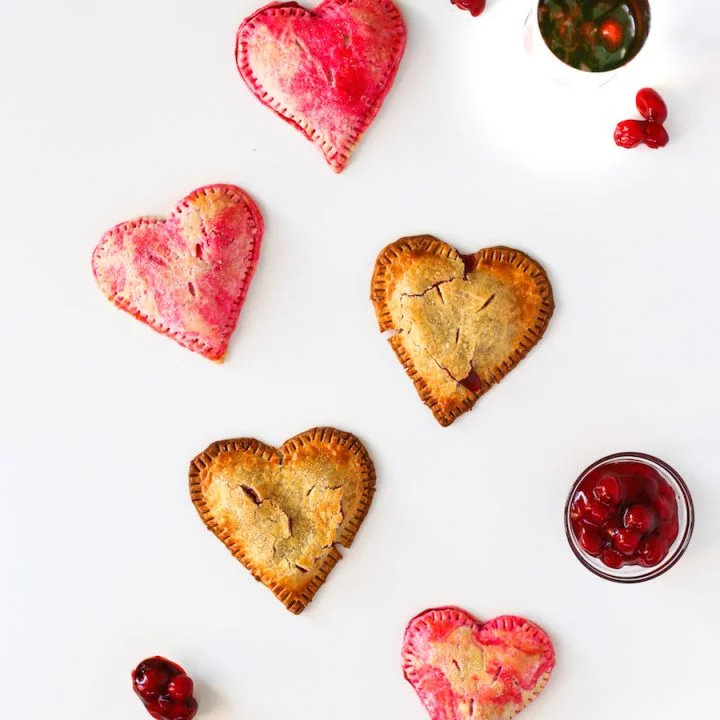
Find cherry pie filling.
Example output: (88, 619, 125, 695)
(570, 460, 679, 570)
(451, 0, 486, 16)
(132, 657, 198, 720)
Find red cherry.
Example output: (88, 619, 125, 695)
(659, 516, 679, 545)
(654, 494, 677, 522)
(179, 698, 198, 720)
(638, 472, 659, 500)
(612, 528, 642, 556)
(580, 497, 615, 525)
(450, 0, 486, 17)
(624, 504, 657, 533)
(165, 699, 198, 720)
(618, 461, 649, 478)
(134, 668, 170, 699)
(168, 675, 194, 702)
(158, 694, 176, 711)
(614, 119, 648, 149)
(644, 123, 669, 149)
(619, 466, 658, 501)
(636, 88, 668, 124)
(133, 657, 196, 720)
(577, 524, 607, 556)
(592, 473, 622, 506)
(658, 479, 676, 499)
(602, 518, 623, 540)
(598, 18, 624, 52)
(601, 547, 625, 569)
(148, 696, 198, 720)
(638, 533, 669, 567)
(148, 707, 166, 720)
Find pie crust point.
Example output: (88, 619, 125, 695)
(371, 236, 554, 426)
(189, 427, 375, 614)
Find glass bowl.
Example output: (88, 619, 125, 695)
(565, 452, 694, 583)
(523, 0, 652, 89)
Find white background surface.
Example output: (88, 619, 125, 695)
(2, 0, 719, 718)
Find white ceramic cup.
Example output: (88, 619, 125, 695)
(522, 0, 651, 89)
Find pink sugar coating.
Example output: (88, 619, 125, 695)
(402, 607, 555, 720)
(237, 0, 406, 171)
(92, 185, 263, 361)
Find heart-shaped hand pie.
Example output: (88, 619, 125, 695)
(371, 236, 554, 426)
(189, 428, 375, 614)
(402, 607, 555, 720)
(92, 185, 263, 361)
(236, 0, 406, 172)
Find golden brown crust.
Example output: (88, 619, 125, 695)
(371, 236, 554, 426)
(189, 427, 375, 614)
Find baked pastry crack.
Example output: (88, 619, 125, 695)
(371, 236, 554, 426)
(189, 428, 375, 613)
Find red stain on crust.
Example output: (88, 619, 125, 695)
(402, 607, 555, 720)
(92, 184, 263, 361)
(236, 0, 406, 172)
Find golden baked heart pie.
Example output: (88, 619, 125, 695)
(189, 428, 375, 614)
(371, 236, 554, 426)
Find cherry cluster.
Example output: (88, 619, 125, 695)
(570, 463, 679, 570)
(615, 88, 669, 150)
(132, 657, 198, 720)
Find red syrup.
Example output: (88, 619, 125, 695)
(460, 369, 485, 394)
(460, 253, 476, 275)
(451, 0, 486, 17)
(132, 657, 198, 720)
(570, 461, 679, 569)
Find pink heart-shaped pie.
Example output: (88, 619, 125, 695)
(402, 607, 555, 720)
(236, 0, 406, 172)
(92, 185, 263, 361)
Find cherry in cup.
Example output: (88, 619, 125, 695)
(132, 657, 198, 720)
(565, 453, 693, 582)
(572, 461, 676, 566)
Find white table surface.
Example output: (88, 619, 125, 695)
(2, 0, 719, 717)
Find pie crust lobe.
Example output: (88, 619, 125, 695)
(92, 184, 263, 361)
(189, 427, 375, 614)
(236, 0, 407, 172)
(371, 236, 554, 426)
(402, 607, 555, 720)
